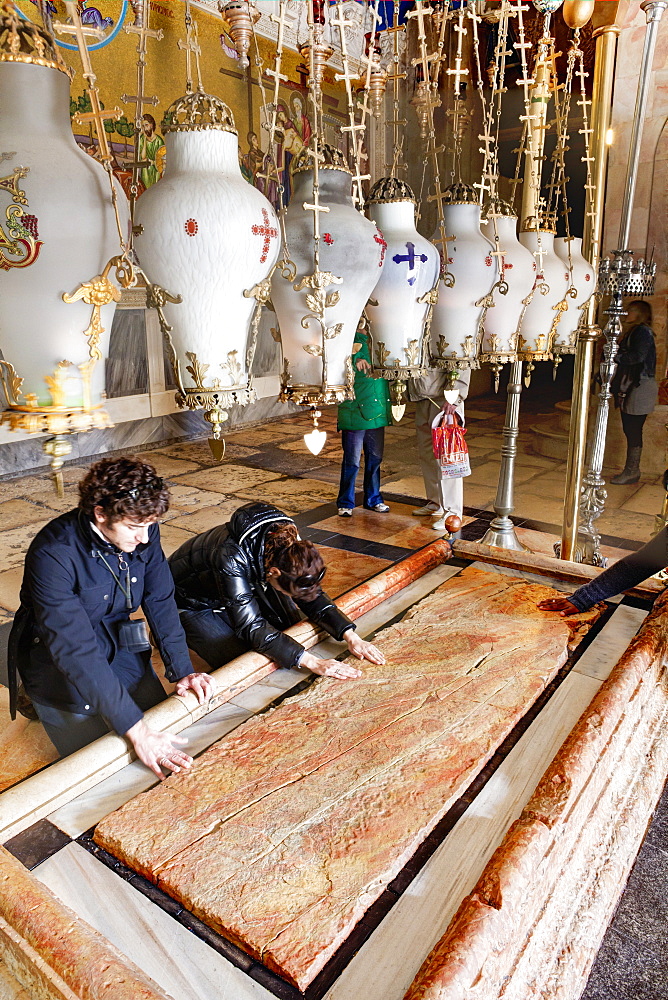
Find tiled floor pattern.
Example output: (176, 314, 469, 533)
(0, 393, 665, 997)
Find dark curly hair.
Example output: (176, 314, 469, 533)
(264, 523, 326, 600)
(78, 456, 169, 524)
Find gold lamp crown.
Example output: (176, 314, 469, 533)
(0, 0, 71, 78)
(485, 196, 517, 219)
(162, 90, 237, 134)
(443, 182, 477, 205)
(292, 143, 353, 176)
(366, 176, 416, 207)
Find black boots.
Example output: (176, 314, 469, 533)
(610, 446, 642, 485)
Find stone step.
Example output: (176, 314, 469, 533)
(528, 418, 569, 461)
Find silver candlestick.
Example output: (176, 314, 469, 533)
(482, 359, 528, 551)
(576, 0, 664, 565)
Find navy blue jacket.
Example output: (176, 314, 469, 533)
(9, 509, 193, 734)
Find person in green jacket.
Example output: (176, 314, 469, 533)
(336, 327, 392, 517)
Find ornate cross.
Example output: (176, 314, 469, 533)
(251, 208, 279, 264)
(393, 241, 429, 286)
(53, 2, 121, 164)
(178, 0, 203, 94)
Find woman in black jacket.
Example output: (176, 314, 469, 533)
(168, 502, 385, 678)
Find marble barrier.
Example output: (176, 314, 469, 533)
(452, 539, 663, 600)
(404, 590, 668, 1000)
(0, 846, 173, 1000)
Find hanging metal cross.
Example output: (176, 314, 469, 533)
(251, 208, 279, 264)
(53, 2, 121, 164)
(393, 241, 429, 286)
(178, 0, 203, 94)
(122, 1, 163, 211)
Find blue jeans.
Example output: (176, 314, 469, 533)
(179, 607, 249, 670)
(337, 427, 385, 509)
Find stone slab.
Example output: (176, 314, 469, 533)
(95, 568, 600, 991)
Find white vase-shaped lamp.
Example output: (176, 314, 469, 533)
(518, 226, 571, 360)
(0, 7, 125, 465)
(553, 236, 596, 354)
(480, 201, 536, 369)
(134, 90, 281, 441)
(271, 144, 383, 405)
(366, 177, 440, 379)
(430, 183, 497, 369)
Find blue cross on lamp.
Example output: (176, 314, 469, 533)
(393, 241, 429, 286)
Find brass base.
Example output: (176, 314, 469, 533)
(279, 384, 352, 407)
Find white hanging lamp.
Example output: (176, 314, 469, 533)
(271, 144, 383, 410)
(552, 237, 596, 357)
(0, 1, 128, 489)
(480, 199, 537, 390)
(430, 183, 498, 371)
(365, 177, 439, 421)
(134, 2, 280, 459)
(518, 221, 571, 379)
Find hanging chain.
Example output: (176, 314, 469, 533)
(331, 1, 372, 209)
(386, 0, 407, 176)
(249, 0, 293, 260)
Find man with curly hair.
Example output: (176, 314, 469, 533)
(8, 456, 213, 778)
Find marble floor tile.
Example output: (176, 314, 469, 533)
(0, 499, 55, 532)
(383, 516, 475, 549)
(157, 522, 201, 555)
(315, 509, 419, 542)
(49, 703, 253, 839)
(0, 687, 58, 792)
(596, 509, 656, 543)
(0, 568, 23, 613)
(33, 844, 273, 1000)
(621, 483, 665, 516)
(573, 605, 648, 682)
(509, 493, 568, 527)
(0, 519, 52, 570)
(0, 609, 13, 626)
(142, 454, 204, 479)
(325, 670, 601, 1000)
(467, 461, 539, 488)
(171, 465, 282, 494)
(166, 483, 235, 510)
(168, 502, 239, 535)
(379, 475, 426, 499)
(318, 546, 391, 597)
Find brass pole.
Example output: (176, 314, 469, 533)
(559, 24, 619, 561)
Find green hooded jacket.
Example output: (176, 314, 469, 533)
(337, 333, 392, 431)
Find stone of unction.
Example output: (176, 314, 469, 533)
(95, 568, 600, 990)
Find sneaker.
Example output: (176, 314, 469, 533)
(412, 501, 443, 517)
(367, 503, 390, 513)
(338, 508, 353, 517)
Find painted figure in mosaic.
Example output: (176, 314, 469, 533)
(7, 457, 213, 777)
(138, 113, 165, 190)
(169, 502, 385, 675)
(538, 523, 668, 616)
(336, 327, 392, 517)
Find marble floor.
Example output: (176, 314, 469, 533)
(0, 393, 665, 998)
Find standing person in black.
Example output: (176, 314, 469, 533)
(8, 457, 213, 777)
(609, 299, 658, 485)
(168, 502, 385, 677)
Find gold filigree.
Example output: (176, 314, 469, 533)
(185, 351, 209, 389)
(0, 359, 23, 405)
(43, 360, 75, 408)
(404, 340, 420, 366)
(0, 0, 72, 78)
(221, 349, 242, 385)
(62, 257, 123, 361)
(0, 165, 29, 205)
(375, 342, 391, 368)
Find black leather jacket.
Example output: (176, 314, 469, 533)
(168, 502, 355, 669)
